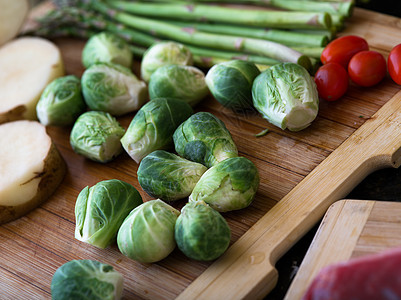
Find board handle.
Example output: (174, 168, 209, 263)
(178, 90, 401, 300)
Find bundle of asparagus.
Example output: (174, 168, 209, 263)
(28, 0, 356, 72)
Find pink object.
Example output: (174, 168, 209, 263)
(302, 247, 401, 300)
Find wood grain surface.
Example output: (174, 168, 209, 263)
(2, 4, 401, 299)
(285, 199, 401, 300)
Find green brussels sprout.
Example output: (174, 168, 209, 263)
(51, 259, 123, 300)
(137, 150, 208, 201)
(75, 179, 143, 249)
(82, 31, 133, 68)
(36, 75, 86, 126)
(121, 98, 193, 163)
(189, 157, 259, 212)
(140, 41, 193, 82)
(252, 62, 319, 132)
(173, 112, 238, 168)
(205, 60, 261, 111)
(81, 62, 147, 116)
(148, 64, 209, 106)
(117, 199, 180, 263)
(175, 201, 231, 261)
(70, 111, 125, 163)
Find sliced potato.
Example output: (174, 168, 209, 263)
(0, 120, 66, 224)
(0, 37, 65, 124)
(0, 0, 29, 46)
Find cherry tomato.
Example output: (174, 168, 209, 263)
(348, 50, 387, 87)
(388, 43, 401, 85)
(314, 62, 349, 101)
(321, 35, 369, 68)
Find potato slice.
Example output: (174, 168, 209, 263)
(0, 0, 29, 46)
(0, 37, 65, 124)
(0, 120, 66, 224)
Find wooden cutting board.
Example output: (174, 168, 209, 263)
(285, 199, 401, 300)
(2, 3, 401, 299)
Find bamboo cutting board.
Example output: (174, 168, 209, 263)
(3, 3, 401, 299)
(285, 199, 401, 300)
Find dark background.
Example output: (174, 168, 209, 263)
(267, 2, 401, 299)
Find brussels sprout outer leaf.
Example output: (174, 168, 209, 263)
(51, 259, 123, 300)
(70, 111, 125, 163)
(75, 179, 143, 248)
(82, 31, 133, 68)
(189, 157, 260, 212)
(175, 201, 231, 261)
(117, 199, 180, 263)
(173, 111, 238, 168)
(137, 150, 207, 201)
(81, 62, 147, 116)
(36, 75, 86, 126)
(148, 64, 209, 107)
(252, 62, 319, 131)
(121, 97, 193, 163)
(140, 41, 193, 83)
(205, 60, 260, 111)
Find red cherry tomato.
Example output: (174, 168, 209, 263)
(321, 35, 369, 68)
(388, 43, 401, 85)
(348, 50, 387, 87)
(314, 62, 349, 101)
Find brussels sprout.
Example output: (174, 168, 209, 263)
(117, 199, 180, 263)
(75, 179, 143, 249)
(137, 150, 208, 201)
(121, 98, 193, 163)
(36, 75, 86, 126)
(175, 201, 231, 261)
(189, 157, 259, 212)
(51, 259, 123, 300)
(252, 62, 319, 131)
(70, 111, 125, 163)
(81, 62, 147, 116)
(148, 64, 209, 106)
(173, 112, 238, 168)
(141, 41, 193, 82)
(205, 60, 261, 111)
(82, 31, 133, 69)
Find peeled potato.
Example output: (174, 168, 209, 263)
(0, 37, 65, 124)
(0, 120, 66, 224)
(0, 0, 29, 46)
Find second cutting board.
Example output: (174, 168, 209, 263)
(285, 199, 401, 299)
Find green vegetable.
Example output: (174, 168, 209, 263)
(36, 75, 86, 126)
(82, 31, 133, 68)
(90, 1, 312, 71)
(81, 62, 147, 116)
(205, 60, 261, 111)
(117, 199, 180, 263)
(148, 64, 209, 107)
(252, 62, 319, 131)
(51, 259, 123, 300)
(108, 1, 332, 30)
(189, 157, 259, 212)
(70, 111, 125, 163)
(75, 179, 143, 248)
(121, 97, 193, 163)
(140, 41, 193, 82)
(175, 201, 231, 261)
(173, 112, 238, 168)
(137, 150, 208, 201)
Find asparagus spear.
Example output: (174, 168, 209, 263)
(166, 20, 330, 47)
(88, 1, 312, 69)
(107, 1, 332, 30)
(148, 0, 353, 17)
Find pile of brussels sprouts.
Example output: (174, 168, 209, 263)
(41, 30, 322, 296)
